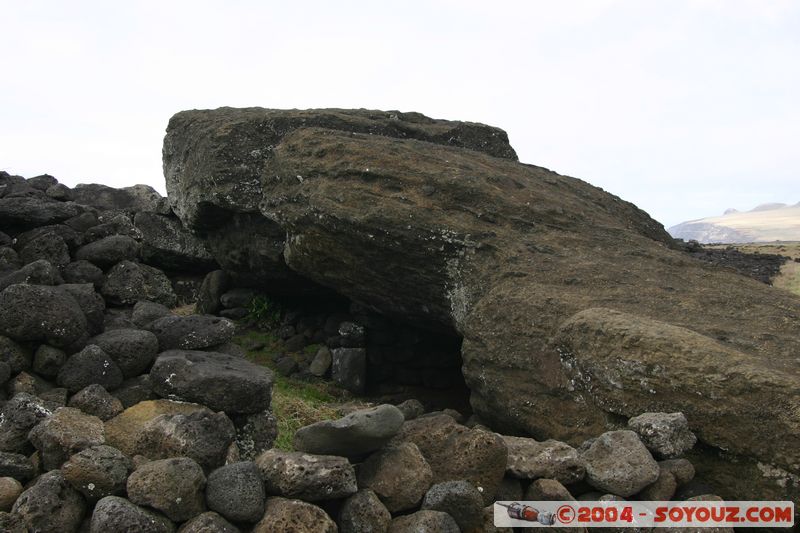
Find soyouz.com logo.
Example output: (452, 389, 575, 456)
(494, 501, 795, 528)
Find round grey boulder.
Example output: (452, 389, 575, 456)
(91, 496, 175, 533)
(421, 480, 484, 532)
(178, 512, 240, 533)
(0, 283, 88, 348)
(131, 300, 172, 328)
(61, 444, 132, 502)
(294, 404, 404, 457)
(206, 461, 265, 523)
(57, 344, 123, 393)
(12, 471, 86, 533)
(581, 430, 660, 497)
(75, 235, 140, 268)
(89, 328, 159, 378)
(339, 489, 391, 533)
(357, 442, 434, 513)
(127, 457, 207, 522)
(62, 260, 104, 287)
(101, 260, 177, 307)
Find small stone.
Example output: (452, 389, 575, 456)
(127, 457, 207, 522)
(494, 476, 523, 501)
(57, 344, 123, 393)
(628, 412, 697, 458)
(0, 393, 54, 453)
(309, 346, 332, 377)
(12, 471, 86, 533)
(32, 344, 66, 378)
(131, 300, 172, 328)
(0, 477, 22, 512)
(112, 375, 156, 408)
(331, 347, 366, 394)
(256, 449, 357, 502)
(205, 461, 265, 523)
(220, 288, 255, 309)
(90, 496, 175, 533)
(62, 260, 104, 287)
(639, 467, 678, 500)
(195, 270, 229, 315)
(581, 430, 659, 497)
(28, 407, 105, 470)
(396, 399, 425, 420)
(388, 510, 459, 533)
(0, 452, 35, 482)
(421, 480, 484, 532)
(339, 489, 391, 533)
(275, 356, 298, 376)
(148, 315, 236, 350)
(62, 444, 132, 502)
(74, 235, 140, 268)
(178, 511, 240, 533)
(232, 410, 278, 461)
(524, 478, 575, 501)
(0, 336, 31, 374)
(294, 404, 405, 457)
(659, 458, 695, 485)
(252, 497, 337, 533)
(68, 384, 124, 421)
(89, 328, 159, 379)
(357, 442, 433, 513)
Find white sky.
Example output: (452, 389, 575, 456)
(1, 0, 797, 227)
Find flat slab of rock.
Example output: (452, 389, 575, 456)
(255, 449, 357, 502)
(502, 435, 585, 484)
(293, 404, 404, 457)
(148, 315, 235, 350)
(151, 350, 273, 414)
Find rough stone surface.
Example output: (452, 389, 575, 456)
(131, 300, 172, 328)
(195, 270, 228, 315)
(421, 480, 484, 532)
(0, 259, 64, 291)
(581, 430, 660, 497)
(68, 384, 124, 421)
(309, 346, 332, 377)
(150, 350, 273, 414)
(0, 336, 31, 374)
(659, 458, 695, 485)
(205, 461, 265, 523)
(628, 412, 697, 459)
(102, 260, 177, 307)
(57, 344, 124, 393)
(135, 211, 216, 270)
(57, 282, 106, 336)
(135, 410, 236, 471)
(0, 511, 26, 533)
(178, 512, 240, 533)
(0, 197, 79, 228)
(62, 260, 104, 287)
(103, 399, 211, 456)
(392, 414, 507, 504)
(232, 410, 278, 461)
(72, 183, 168, 213)
(90, 495, 175, 533)
(0, 477, 22, 512)
(148, 315, 236, 350)
(163, 107, 800, 500)
(0, 283, 87, 348)
(12, 470, 86, 533)
(62, 444, 132, 501)
(503, 435, 585, 484)
(396, 399, 425, 421)
(0, 393, 54, 453)
(331, 347, 366, 394)
(19, 232, 70, 267)
(294, 404, 404, 457)
(357, 442, 433, 513)
(256, 448, 357, 502)
(339, 489, 391, 533)
(388, 510, 460, 533)
(90, 328, 160, 378)
(127, 457, 207, 522)
(113, 375, 156, 408)
(524, 478, 574, 501)
(252, 497, 337, 533)
(28, 407, 105, 470)
(0, 452, 35, 482)
(75, 235, 140, 267)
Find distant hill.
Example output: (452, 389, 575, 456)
(669, 203, 800, 243)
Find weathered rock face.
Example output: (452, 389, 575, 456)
(164, 107, 800, 501)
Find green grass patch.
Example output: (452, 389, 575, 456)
(235, 330, 352, 450)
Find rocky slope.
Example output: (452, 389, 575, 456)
(164, 108, 800, 504)
(0, 168, 713, 531)
(669, 202, 800, 243)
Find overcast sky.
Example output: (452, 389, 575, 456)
(1, 0, 797, 227)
